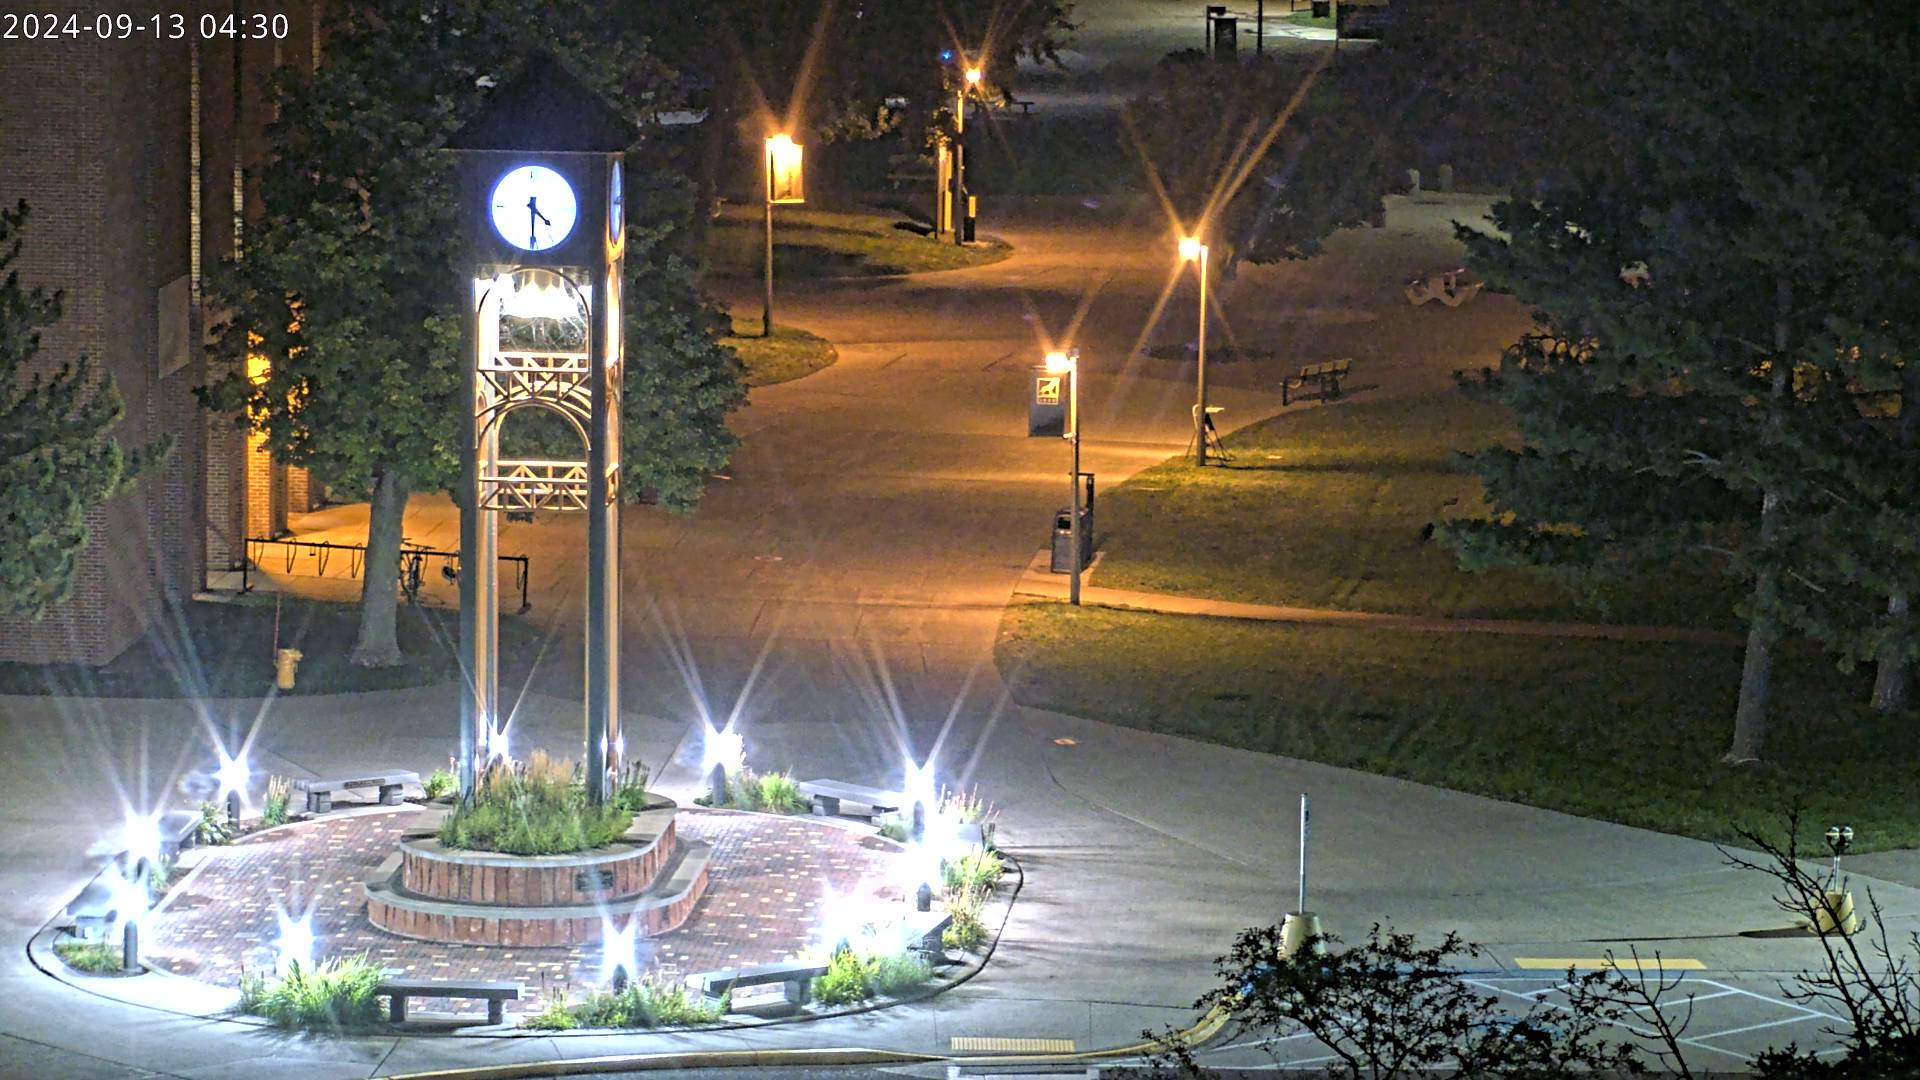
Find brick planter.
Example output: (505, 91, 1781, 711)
(365, 798, 712, 946)
(399, 813, 677, 906)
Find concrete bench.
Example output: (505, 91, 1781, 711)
(1405, 269, 1483, 307)
(1282, 358, 1352, 405)
(893, 909, 955, 955)
(376, 977, 520, 1026)
(796, 779, 904, 819)
(63, 879, 125, 939)
(689, 960, 831, 1009)
(294, 770, 419, 813)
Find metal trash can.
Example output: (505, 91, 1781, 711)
(1050, 506, 1093, 573)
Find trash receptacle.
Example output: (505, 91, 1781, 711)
(1050, 506, 1093, 573)
(275, 647, 304, 691)
(1311, 0, 1331, 16)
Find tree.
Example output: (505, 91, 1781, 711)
(1123, 0, 1631, 274)
(0, 201, 150, 619)
(1442, 0, 1920, 762)
(202, 1, 744, 667)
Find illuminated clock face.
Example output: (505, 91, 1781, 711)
(608, 162, 624, 242)
(489, 165, 577, 252)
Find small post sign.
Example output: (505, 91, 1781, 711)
(1028, 366, 1070, 437)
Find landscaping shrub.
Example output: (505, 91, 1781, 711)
(877, 818, 910, 842)
(609, 759, 653, 812)
(941, 786, 997, 827)
(542, 979, 724, 1028)
(261, 775, 291, 826)
(238, 954, 385, 1030)
(942, 848, 1003, 893)
(145, 855, 177, 905)
(421, 767, 456, 801)
(751, 771, 806, 814)
(54, 938, 122, 973)
(438, 753, 633, 856)
(811, 946, 874, 1005)
(196, 800, 235, 845)
(943, 885, 988, 951)
(869, 950, 933, 995)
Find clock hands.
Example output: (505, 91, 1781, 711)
(526, 195, 552, 248)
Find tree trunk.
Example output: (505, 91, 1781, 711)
(349, 469, 410, 669)
(1872, 592, 1911, 713)
(1724, 276, 1793, 766)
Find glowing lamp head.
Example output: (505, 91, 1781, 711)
(121, 812, 163, 870)
(701, 727, 745, 775)
(767, 132, 794, 152)
(1178, 236, 1206, 262)
(1043, 350, 1076, 374)
(274, 906, 315, 976)
(964, 66, 983, 86)
(214, 750, 249, 803)
(483, 725, 511, 763)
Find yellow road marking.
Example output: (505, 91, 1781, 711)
(950, 1037, 1076, 1053)
(1514, 957, 1706, 971)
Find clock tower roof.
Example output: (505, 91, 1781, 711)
(448, 54, 637, 154)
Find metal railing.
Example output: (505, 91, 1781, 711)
(242, 537, 531, 613)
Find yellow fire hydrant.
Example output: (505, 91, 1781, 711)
(275, 648, 304, 691)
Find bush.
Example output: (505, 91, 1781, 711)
(239, 954, 385, 1031)
(941, 786, 997, 826)
(543, 979, 725, 1029)
(146, 855, 177, 905)
(942, 848, 1003, 893)
(943, 885, 987, 951)
(261, 775, 291, 826)
(55, 938, 123, 973)
(438, 753, 633, 856)
(869, 950, 933, 996)
(877, 818, 909, 842)
(196, 800, 235, 845)
(812, 947, 875, 1005)
(421, 767, 456, 801)
(750, 771, 806, 814)
(609, 759, 653, 812)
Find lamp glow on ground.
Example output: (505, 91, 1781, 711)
(273, 904, 315, 976)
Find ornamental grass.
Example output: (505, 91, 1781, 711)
(438, 752, 633, 856)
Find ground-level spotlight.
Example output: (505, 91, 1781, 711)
(121, 811, 163, 878)
(601, 914, 639, 990)
(215, 749, 249, 826)
(902, 759, 936, 838)
(274, 904, 315, 975)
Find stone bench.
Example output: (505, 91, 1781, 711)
(294, 770, 419, 813)
(796, 779, 904, 819)
(689, 959, 831, 1010)
(63, 879, 125, 940)
(376, 977, 520, 1026)
(893, 909, 955, 956)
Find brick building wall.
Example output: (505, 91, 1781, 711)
(0, 19, 199, 665)
(0, 2, 318, 666)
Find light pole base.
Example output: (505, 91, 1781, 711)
(1279, 911, 1324, 959)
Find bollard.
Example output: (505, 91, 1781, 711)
(707, 761, 729, 806)
(121, 919, 140, 972)
(274, 647, 303, 690)
(916, 882, 933, 912)
(612, 964, 630, 993)
(911, 800, 926, 842)
(226, 789, 241, 827)
(1437, 163, 1454, 192)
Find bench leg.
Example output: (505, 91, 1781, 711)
(1327, 378, 1342, 400)
(487, 999, 505, 1026)
(813, 795, 841, 817)
(1282, 383, 1293, 406)
(379, 784, 403, 806)
(308, 791, 331, 814)
(785, 978, 810, 1006)
(389, 994, 407, 1023)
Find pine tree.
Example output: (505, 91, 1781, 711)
(0, 201, 145, 619)
(1443, 0, 1920, 761)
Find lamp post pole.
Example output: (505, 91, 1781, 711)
(1194, 242, 1210, 466)
(763, 146, 775, 338)
(1068, 351, 1082, 605)
(952, 85, 966, 247)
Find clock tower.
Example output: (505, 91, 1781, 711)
(446, 57, 634, 803)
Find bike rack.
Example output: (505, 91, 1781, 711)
(240, 537, 532, 613)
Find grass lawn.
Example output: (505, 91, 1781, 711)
(1093, 393, 1740, 628)
(706, 204, 1010, 280)
(0, 596, 528, 698)
(724, 318, 839, 387)
(1285, 11, 1335, 29)
(997, 603, 1920, 851)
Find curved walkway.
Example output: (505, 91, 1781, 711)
(1011, 551, 1739, 644)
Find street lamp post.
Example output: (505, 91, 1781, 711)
(1046, 350, 1083, 604)
(954, 66, 982, 247)
(763, 133, 805, 338)
(1179, 235, 1211, 466)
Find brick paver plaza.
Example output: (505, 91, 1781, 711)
(143, 807, 907, 1016)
